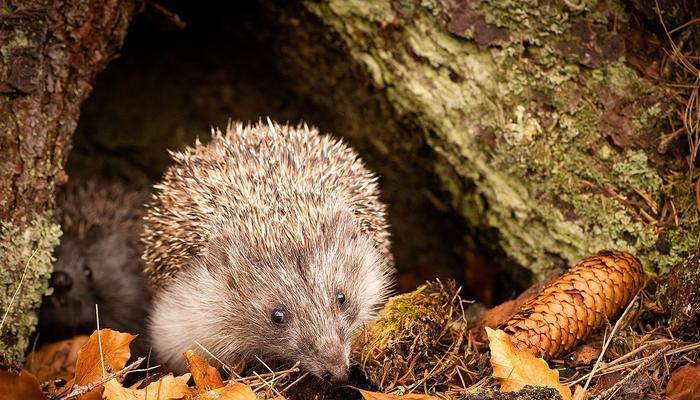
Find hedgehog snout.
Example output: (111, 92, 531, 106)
(49, 270, 73, 295)
(321, 366, 348, 386)
(315, 346, 350, 386)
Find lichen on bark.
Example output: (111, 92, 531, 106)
(0, 214, 60, 368)
(0, 0, 140, 368)
(276, 0, 698, 278)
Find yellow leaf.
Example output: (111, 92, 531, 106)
(74, 329, 136, 386)
(195, 383, 257, 400)
(486, 327, 572, 400)
(183, 349, 224, 392)
(359, 389, 439, 400)
(103, 374, 191, 400)
(25, 335, 89, 383)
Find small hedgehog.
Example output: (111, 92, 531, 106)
(142, 120, 394, 384)
(37, 181, 151, 350)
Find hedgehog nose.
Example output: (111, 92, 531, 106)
(322, 366, 348, 386)
(49, 271, 73, 294)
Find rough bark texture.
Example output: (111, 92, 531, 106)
(260, 0, 699, 278)
(0, 0, 140, 369)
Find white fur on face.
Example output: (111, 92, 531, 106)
(148, 200, 393, 377)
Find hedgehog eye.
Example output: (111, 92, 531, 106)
(335, 291, 346, 306)
(271, 308, 287, 325)
(83, 264, 93, 279)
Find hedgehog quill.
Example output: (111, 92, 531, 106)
(142, 120, 394, 384)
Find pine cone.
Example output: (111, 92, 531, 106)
(499, 250, 645, 359)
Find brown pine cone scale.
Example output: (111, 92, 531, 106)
(499, 250, 645, 359)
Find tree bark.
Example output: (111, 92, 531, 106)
(0, 0, 140, 369)
(262, 0, 699, 278)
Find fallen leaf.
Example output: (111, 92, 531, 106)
(590, 371, 623, 396)
(183, 349, 224, 392)
(486, 327, 572, 400)
(74, 329, 136, 386)
(481, 299, 523, 328)
(195, 383, 257, 400)
(25, 335, 89, 383)
(0, 370, 45, 400)
(359, 390, 439, 400)
(606, 372, 651, 400)
(103, 373, 191, 400)
(568, 345, 601, 367)
(666, 362, 700, 400)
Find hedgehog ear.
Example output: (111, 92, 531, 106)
(320, 207, 342, 237)
(201, 233, 236, 274)
(321, 198, 361, 243)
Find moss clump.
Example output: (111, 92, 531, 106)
(354, 281, 474, 394)
(0, 213, 61, 368)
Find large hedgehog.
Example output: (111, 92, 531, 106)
(38, 180, 150, 348)
(142, 120, 394, 384)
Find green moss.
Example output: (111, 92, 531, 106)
(585, 59, 646, 93)
(477, 0, 575, 42)
(558, 104, 600, 143)
(0, 213, 61, 368)
(612, 151, 662, 192)
(300, 0, 687, 280)
(633, 103, 663, 130)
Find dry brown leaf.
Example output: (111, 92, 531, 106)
(25, 335, 89, 383)
(103, 373, 191, 400)
(183, 349, 224, 392)
(666, 362, 700, 400)
(359, 390, 439, 400)
(74, 329, 136, 386)
(486, 327, 572, 400)
(0, 370, 45, 400)
(194, 383, 257, 400)
(569, 345, 601, 367)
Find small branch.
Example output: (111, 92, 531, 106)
(593, 344, 672, 400)
(58, 357, 145, 400)
(581, 293, 640, 392)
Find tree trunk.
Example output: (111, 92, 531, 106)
(262, 0, 699, 278)
(0, 0, 140, 369)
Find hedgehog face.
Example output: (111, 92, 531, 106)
(149, 199, 392, 383)
(38, 232, 145, 339)
(222, 202, 391, 384)
(253, 212, 389, 384)
(38, 236, 95, 337)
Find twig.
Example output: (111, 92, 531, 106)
(58, 357, 144, 400)
(581, 293, 640, 392)
(252, 356, 282, 397)
(569, 340, 700, 387)
(593, 344, 672, 400)
(280, 371, 309, 393)
(95, 305, 106, 378)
